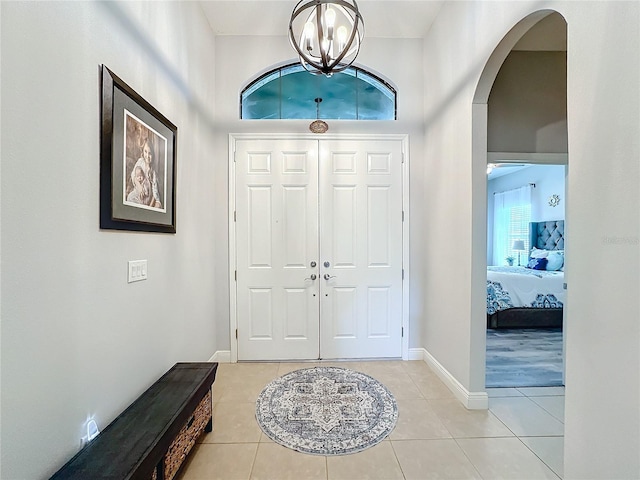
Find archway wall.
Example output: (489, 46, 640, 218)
(421, 2, 639, 478)
(420, 0, 557, 394)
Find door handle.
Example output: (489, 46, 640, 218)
(305, 274, 317, 281)
(323, 273, 336, 280)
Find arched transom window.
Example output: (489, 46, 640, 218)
(241, 63, 396, 120)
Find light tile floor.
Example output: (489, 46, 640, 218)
(178, 361, 565, 480)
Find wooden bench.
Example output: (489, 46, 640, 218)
(50, 362, 218, 480)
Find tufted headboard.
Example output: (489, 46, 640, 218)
(529, 220, 564, 251)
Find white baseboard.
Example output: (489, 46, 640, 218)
(410, 348, 488, 410)
(408, 348, 425, 361)
(209, 350, 231, 363)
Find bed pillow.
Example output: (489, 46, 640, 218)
(527, 257, 548, 270)
(545, 251, 564, 271)
(529, 247, 549, 259)
(531, 247, 565, 257)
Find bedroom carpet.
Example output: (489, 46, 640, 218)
(486, 328, 563, 388)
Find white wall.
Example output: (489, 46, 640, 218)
(423, 1, 639, 477)
(0, 2, 220, 478)
(214, 35, 427, 349)
(561, 3, 639, 477)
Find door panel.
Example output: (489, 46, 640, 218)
(247, 186, 272, 267)
(331, 286, 358, 338)
(331, 186, 357, 267)
(248, 288, 272, 338)
(319, 140, 403, 359)
(236, 139, 320, 360)
(368, 287, 392, 337)
(368, 186, 393, 266)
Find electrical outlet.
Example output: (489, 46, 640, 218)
(128, 260, 148, 283)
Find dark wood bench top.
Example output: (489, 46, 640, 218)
(50, 362, 218, 480)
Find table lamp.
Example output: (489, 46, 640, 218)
(512, 240, 525, 266)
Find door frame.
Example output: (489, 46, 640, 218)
(228, 133, 410, 363)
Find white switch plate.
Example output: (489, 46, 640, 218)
(128, 260, 148, 283)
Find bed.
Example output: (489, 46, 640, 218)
(487, 220, 565, 329)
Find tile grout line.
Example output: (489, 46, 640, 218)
(373, 365, 427, 465)
(247, 441, 260, 480)
(325, 455, 328, 480)
(249, 366, 271, 480)
(517, 437, 564, 479)
(450, 437, 487, 479)
(485, 407, 522, 440)
(489, 395, 565, 436)
(527, 396, 566, 424)
(388, 438, 408, 480)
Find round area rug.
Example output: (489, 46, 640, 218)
(255, 366, 398, 456)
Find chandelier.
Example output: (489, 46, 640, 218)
(288, 0, 364, 76)
(309, 97, 329, 133)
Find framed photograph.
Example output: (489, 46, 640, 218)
(100, 65, 177, 233)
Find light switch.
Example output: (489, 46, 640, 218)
(128, 260, 148, 283)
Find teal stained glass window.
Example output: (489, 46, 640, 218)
(241, 64, 396, 120)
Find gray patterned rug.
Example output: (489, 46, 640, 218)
(255, 366, 398, 456)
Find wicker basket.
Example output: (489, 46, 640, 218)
(162, 390, 212, 480)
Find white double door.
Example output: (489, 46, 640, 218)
(234, 137, 403, 361)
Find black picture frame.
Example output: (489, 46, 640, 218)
(100, 65, 177, 233)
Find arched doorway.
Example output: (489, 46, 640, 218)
(470, 10, 569, 391)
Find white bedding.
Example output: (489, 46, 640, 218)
(486, 266, 565, 315)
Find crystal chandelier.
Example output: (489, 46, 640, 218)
(288, 0, 364, 76)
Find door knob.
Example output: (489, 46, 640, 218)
(310, 261, 317, 268)
(305, 274, 317, 281)
(324, 261, 330, 268)
(323, 273, 336, 280)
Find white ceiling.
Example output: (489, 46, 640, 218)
(487, 164, 530, 180)
(199, 1, 446, 38)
